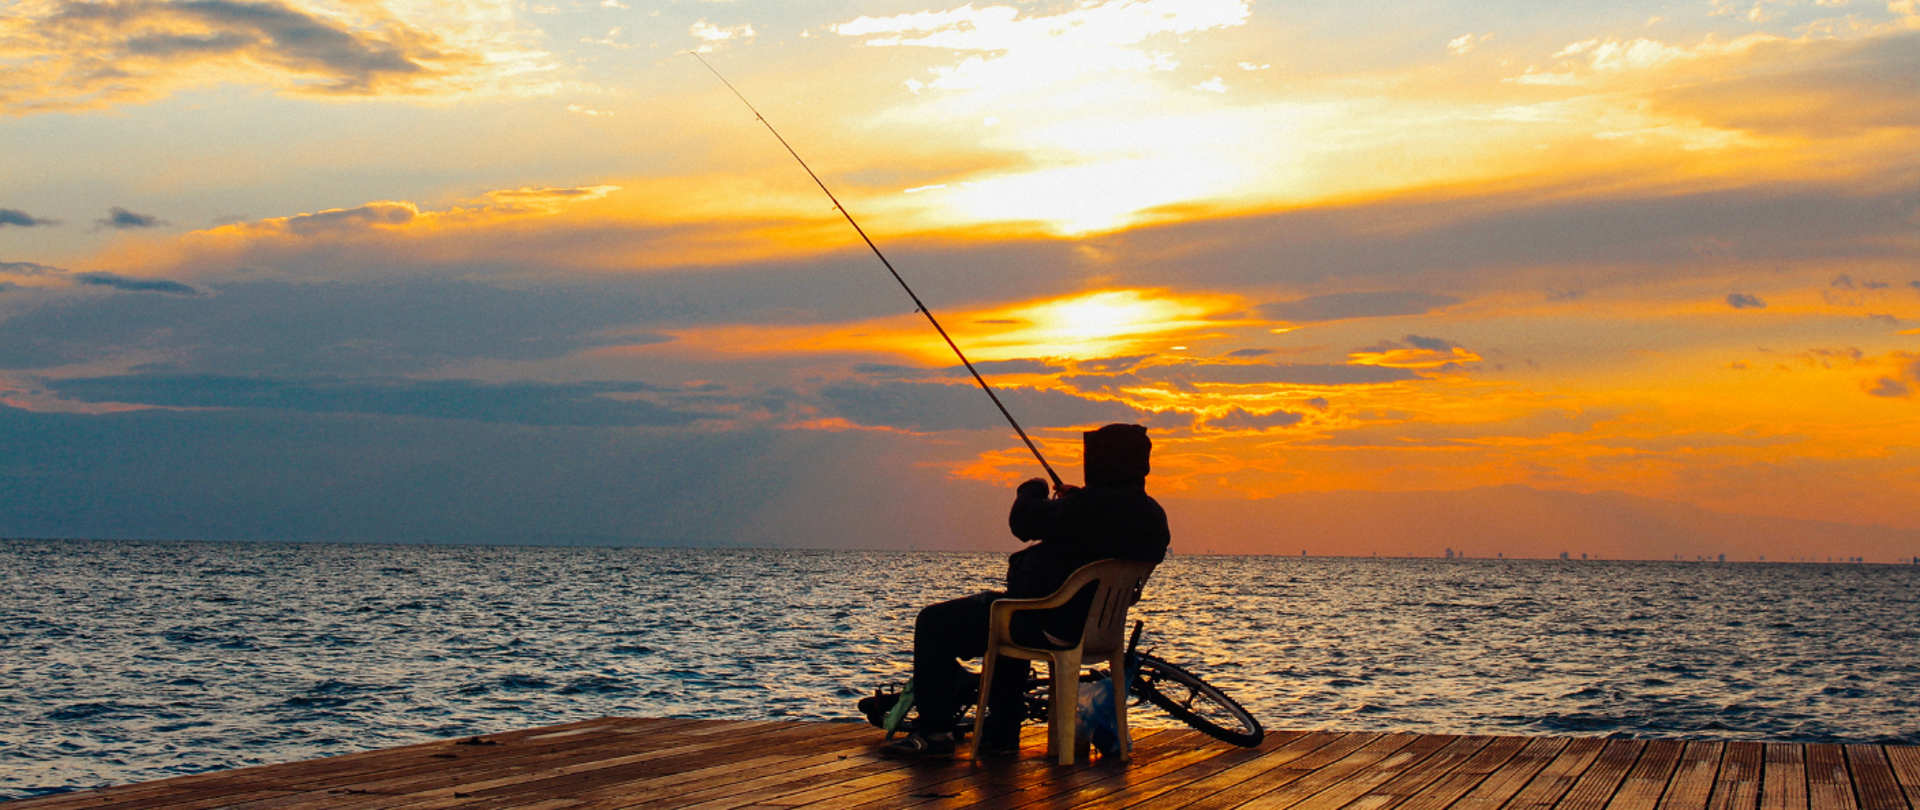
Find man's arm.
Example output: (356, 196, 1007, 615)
(1008, 477, 1060, 542)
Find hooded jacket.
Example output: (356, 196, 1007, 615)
(1001, 478, 1170, 646)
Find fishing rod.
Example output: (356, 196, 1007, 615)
(692, 53, 1066, 490)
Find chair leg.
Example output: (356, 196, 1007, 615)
(1049, 650, 1083, 765)
(1110, 651, 1131, 761)
(971, 649, 997, 761)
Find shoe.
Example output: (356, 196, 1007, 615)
(976, 737, 1020, 756)
(978, 720, 1020, 756)
(878, 732, 955, 758)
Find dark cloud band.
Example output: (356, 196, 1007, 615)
(44, 374, 713, 427)
(75, 272, 199, 296)
(0, 209, 58, 227)
(96, 207, 165, 230)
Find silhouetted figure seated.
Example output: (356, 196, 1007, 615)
(879, 423, 1170, 758)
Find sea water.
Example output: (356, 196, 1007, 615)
(2, 539, 1916, 800)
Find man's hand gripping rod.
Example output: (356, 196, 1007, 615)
(693, 53, 1066, 490)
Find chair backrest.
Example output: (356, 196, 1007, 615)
(1063, 559, 1157, 657)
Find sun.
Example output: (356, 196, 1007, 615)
(967, 288, 1242, 359)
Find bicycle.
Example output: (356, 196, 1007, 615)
(858, 620, 1264, 748)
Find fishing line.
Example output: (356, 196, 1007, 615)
(692, 52, 1065, 490)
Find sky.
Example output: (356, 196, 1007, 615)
(2, 0, 1918, 560)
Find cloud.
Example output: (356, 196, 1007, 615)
(1205, 406, 1304, 431)
(44, 374, 717, 426)
(1076, 355, 1153, 373)
(1101, 183, 1920, 293)
(0, 209, 58, 227)
(0, 0, 558, 115)
(1093, 361, 1420, 388)
(1866, 377, 1912, 397)
(0, 278, 680, 373)
(0, 402, 1020, 548)
(688, 20, 754, 52)
(1727, 293, 1767, 309)
(1515, 32, 1783, 88)
(1864, 354, 1920, 398)
(73, 272, 200, 296)
(830, 0, 1249, 94)
(178, 186, 618, 253)
(0, 261, 64, 276)
(95, 207, 166, 230)
(1260, 291, 1461, 323)
(820, 379, 1156, 432)
(943, 358, 1065, 377)
(854, 358, 1066, 380)
(273, 202, 419, 234)
(1651, 32, 1920, 137)
(2, 261, 195, 295)
(1447, 33, 1489, 55)
(1350, 335, 1480, 369)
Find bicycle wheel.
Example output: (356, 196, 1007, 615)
(1130, 653, 1265, 747)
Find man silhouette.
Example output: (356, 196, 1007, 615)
(880, 423, 1170, 758)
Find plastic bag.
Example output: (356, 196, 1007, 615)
(1074, 678, 1126, 756)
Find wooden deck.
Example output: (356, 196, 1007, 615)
(12, 718, 1920, 810)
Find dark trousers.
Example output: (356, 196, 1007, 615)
(913, 591, 1030, 739)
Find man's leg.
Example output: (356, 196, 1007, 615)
(907, 591, 996, 736)
(889, 591, 1033, 757)
(980, 654, 1030, 750)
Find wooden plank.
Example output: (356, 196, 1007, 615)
(1611, 740, 1686, 810)
(490, 728, 896, 810)
(1886, 747, 1920, 810)
(2, 722, 586, 810)
(1064, 734, 1324, 810)
(1501, 737, 1612, 810)
(1376, 736, 1529, 810)
(475, 722, 886, 810)
(872, 728, 1220, 810)
(1447, 737, 1570, 810)
(1845, 746, 1910, 810)
(1762, 744, 1809, 810)
(9, 718, 685, 810)
(377, 721, 880, 810)
(1553, 740, 1646, 810)
(1657, 742, 1726, 810)
(129, 718, 708, 810)
(641, 732, 952, 810)
(247, 722, 806, 810)
(1108, 732, 1360, 810)
(19, 720, 1920, 810)
(1015, 736, 1299, 810)
(1277, 735, 1466, 810)
(768, 729, 1202, 810)
(211, 720, 853, 810)
(1334, 735, 1498, 810)
(923, 730, 1232, 810)
(1708, 742, 1765, 810)
(1806, 746, 1860, 810)
(1234, 733, 1423, 810)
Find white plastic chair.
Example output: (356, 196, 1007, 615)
(970, 558, 1156, 765)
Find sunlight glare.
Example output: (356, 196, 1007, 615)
(971, 288, 1243, 358)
